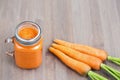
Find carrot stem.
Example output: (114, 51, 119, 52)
(101, 63, 120, 79)
(88, 71, 108, 80)
(107, 56, 120, 66)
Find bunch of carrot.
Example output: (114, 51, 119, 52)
(49, 39, 120, 80)
(54, 39, 120, 65)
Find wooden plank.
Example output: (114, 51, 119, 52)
(0, 0, 120, 80)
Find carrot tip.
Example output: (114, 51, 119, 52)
(49, 47, 53, 51)
(53, 39, 58, 42)
(51, 43, 57, 47)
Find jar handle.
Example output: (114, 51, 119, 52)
(5, 37, 14, 57)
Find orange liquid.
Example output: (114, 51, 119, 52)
(14, 25, 43, 69)
(18, 25, 38, 40)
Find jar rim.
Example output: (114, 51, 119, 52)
(15, 21, 41, 45)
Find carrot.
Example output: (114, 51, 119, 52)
(52, 43, 120, 79)
(54, 39, 120, 66)
(49, 47, 90, 75)
(54, 39, 107, 61)
(52, 43, 102, 70)
(49, 47, 108, 80)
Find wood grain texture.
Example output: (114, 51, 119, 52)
(0, 0, 120, 80)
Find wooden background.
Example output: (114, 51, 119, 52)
(0, 0, 120, 80)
